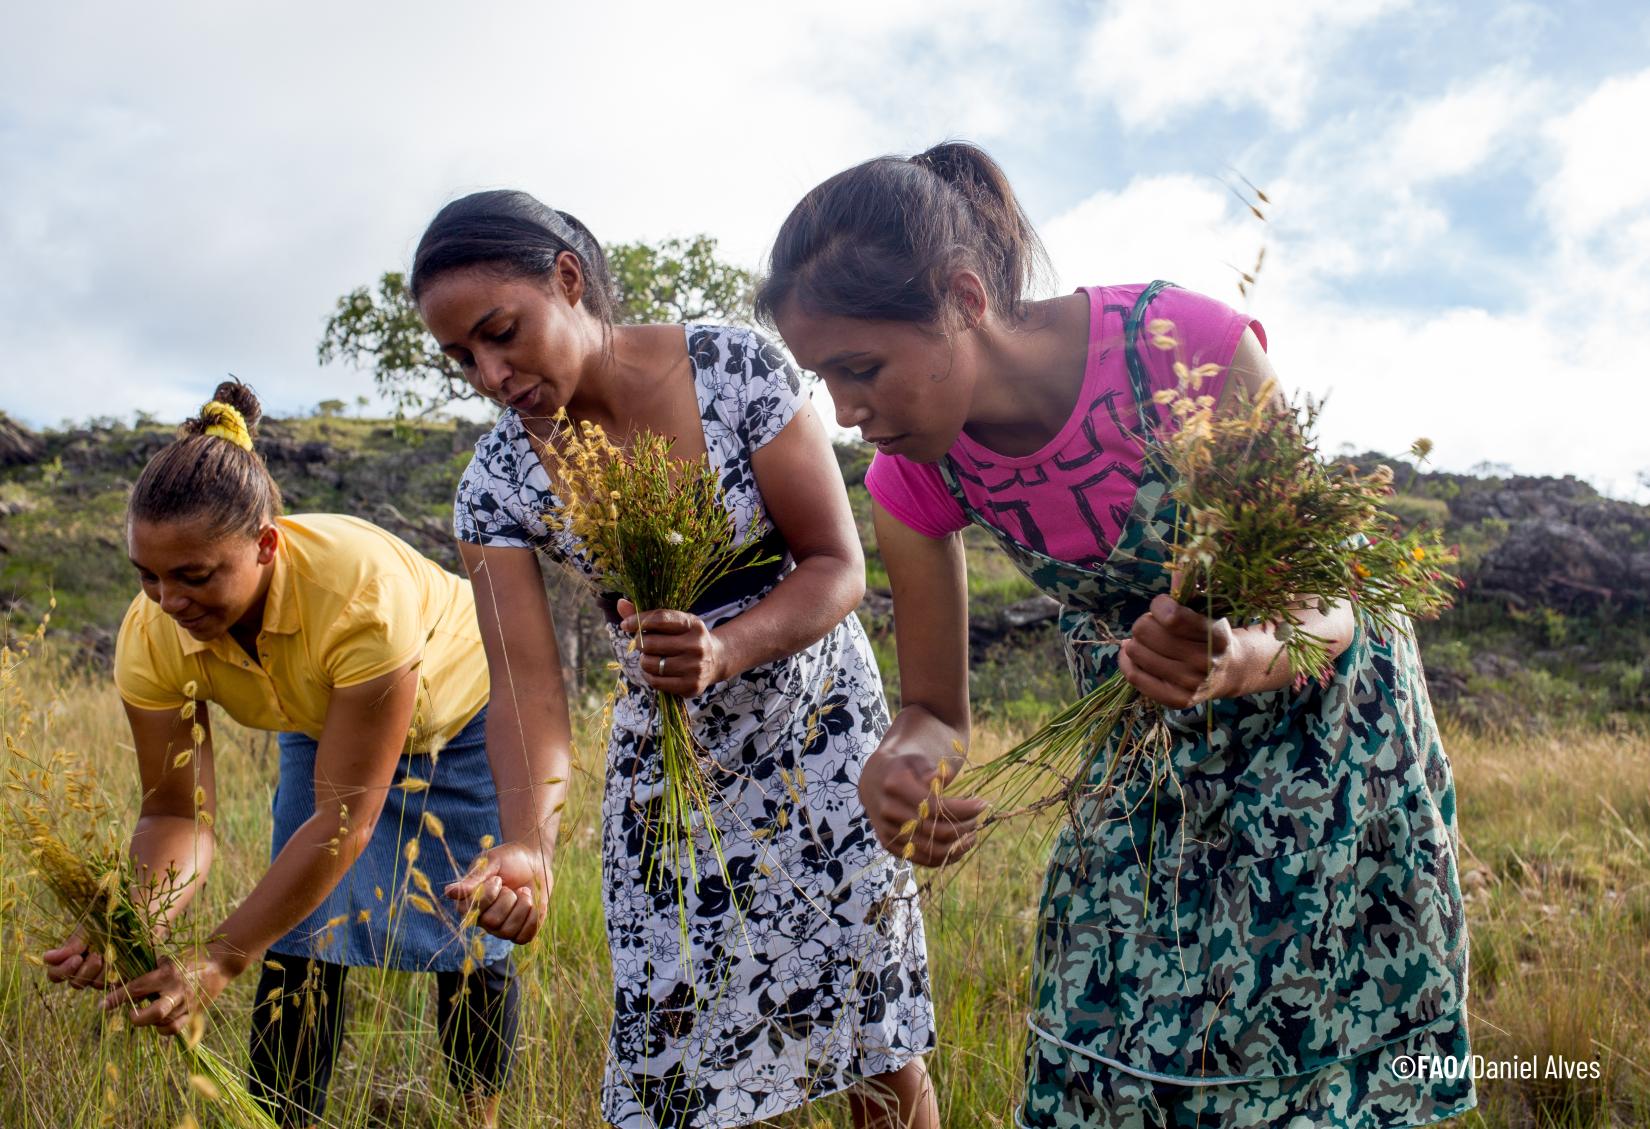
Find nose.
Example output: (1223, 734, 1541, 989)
(157, 584, 191, 616)
(473, 348, 511, 394)
(832, 391, 872, 431)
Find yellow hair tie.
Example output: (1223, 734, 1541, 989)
(200, 402, 253, 451)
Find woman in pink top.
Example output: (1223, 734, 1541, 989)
(756, 142, 1473, 1129)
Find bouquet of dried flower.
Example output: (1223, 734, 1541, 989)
(965, 319, 1460, 821)
(535, 410, 774, 943)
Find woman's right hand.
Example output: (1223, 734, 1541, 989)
(859, 737, 987, 869)
(43, 931, 113, 990)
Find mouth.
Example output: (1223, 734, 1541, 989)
(863, 432, 908, 453)
(176, 611, 210, 631)
(506, 385, 541, 414)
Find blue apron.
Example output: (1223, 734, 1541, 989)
(267, 705, 512, 972)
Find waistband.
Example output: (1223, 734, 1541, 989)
(597, 527, 790, 626)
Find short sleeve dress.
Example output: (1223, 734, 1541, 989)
(454, 325, 936, 1128)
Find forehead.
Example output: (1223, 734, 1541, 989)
(774, 304, 929, 368)
(417, 268, 546, 331)
(127, 518, 243, 568)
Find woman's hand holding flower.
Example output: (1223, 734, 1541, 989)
(617, 598, 730, 696)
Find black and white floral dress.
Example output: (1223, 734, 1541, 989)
(453, 325, 935, 1128)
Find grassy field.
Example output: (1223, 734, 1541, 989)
(3, 637, 1649, 1128)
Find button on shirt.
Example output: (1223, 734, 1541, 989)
(114, 514, 488, 753)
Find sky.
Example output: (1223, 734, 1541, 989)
(2, 0, 1647, 497)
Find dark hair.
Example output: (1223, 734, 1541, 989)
(129, 379, 283, 540)
(756, 140, 1050, 328)
(409, 189, 618, 324)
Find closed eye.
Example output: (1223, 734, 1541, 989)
(490, 325, 516, 345)
(844, 364, 881, 381)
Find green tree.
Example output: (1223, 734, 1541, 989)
(318, 271, 467, 420)
(318, 235, 754, 418)
(607, 235, 754, 326)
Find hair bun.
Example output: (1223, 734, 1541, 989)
(208, 378, 263, 436)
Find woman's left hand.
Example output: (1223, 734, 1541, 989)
(1119, 594, 1250, 708)
(100, 950, 240, 1038)
(617, 599, 730, 696)
(445, 839, 554, 945)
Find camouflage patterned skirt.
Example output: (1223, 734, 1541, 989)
(1019, 1013, 1475, 1129)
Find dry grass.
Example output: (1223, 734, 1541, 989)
(3, 645, 1648, 1127)
(1446, 723, 1650, 1127)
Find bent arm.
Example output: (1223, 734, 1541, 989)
(875, 501, 971, 747)
(857, 502, 984, 867)
(458, 541, 573, 860)
(126, 699, 218, 925)
(45, 694, 218, 988)
(203, 665, 417, 974)
(706, 403, 867, 677)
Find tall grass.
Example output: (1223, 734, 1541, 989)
(3, 644, 1648, 1127)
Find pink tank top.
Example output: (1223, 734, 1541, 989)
(864, 284, 1263, 567)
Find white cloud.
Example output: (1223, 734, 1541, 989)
(1388, 68, 1538, 184)
(1541, 67, 1650, 238)
(787, 0, 1073, 144)
(0, 0, 1110, 426)
(1038, 60, 1650, 501)
(1259, 295, 1649, 500)
(1041, 175, 1262, 301)
(0, 0, 899, 422)
(1077, 0, 1408, 130)
(1218, 69, 1546, 295)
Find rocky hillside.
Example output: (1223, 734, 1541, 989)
(2, 412, 1646, 726)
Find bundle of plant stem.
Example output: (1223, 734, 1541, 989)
(4, 753, 277, 1129)
(966, 325, 1460, 821)
(537, 409, 773, 938)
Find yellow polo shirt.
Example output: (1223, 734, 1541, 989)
(115, 514, 488, 753)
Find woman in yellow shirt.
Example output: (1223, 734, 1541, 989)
(41, 382, 538, 1129)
